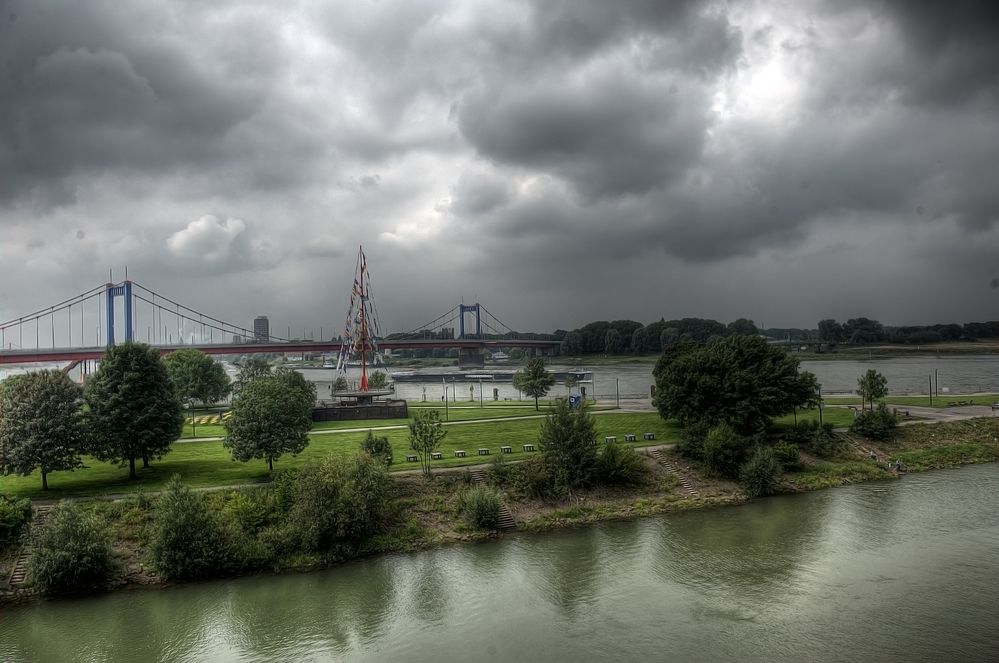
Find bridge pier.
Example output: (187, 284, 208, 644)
(458, 347, 484, 368)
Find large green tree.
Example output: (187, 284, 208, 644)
(163, 349, 230, 406)
(224, 371, 315, 471)
(84, 343, 184, 479)
(0, 370, 86, 490)
(539, 398, 599, 491)
(513, 356, 555, 410)
(654, 335, 819, 435)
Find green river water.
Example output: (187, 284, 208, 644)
(2, 463, 997, 662)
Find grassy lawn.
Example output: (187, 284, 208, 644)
(823, 393, 998, 408)
(773, 407, 855, 429)
(180, 405, 560, 439)
(0, 411, 678, 500)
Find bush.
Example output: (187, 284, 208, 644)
(510, 456, 564, 500)
(288, 453, 392, 553)
(486, 452, 513, 487)
(151, 477, 261, 581)
(0, 496, 31, 548)
(702, 423, 750, 478)
(773, 441, 801, 470)
(676, 421, 709, 460)
(29, 503, 116, 595)
(790, 420, 844, 458)
(595, 440, 650, 485)
(459, 486, 502, 530)
(360, 431, 393, 467)
(850, 404, 898, 442)
(740, 446, 782, 498)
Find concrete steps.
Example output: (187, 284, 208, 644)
(468, 469, 516, 529)
(649, 449, 700, 498)
(7, 504, 53, 588)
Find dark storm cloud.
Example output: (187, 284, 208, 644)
(0, 0, 997, 331)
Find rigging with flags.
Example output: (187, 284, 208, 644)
(336, 246, 382, 391)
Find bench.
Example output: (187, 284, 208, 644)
(431, 452, 443, 460)
(405, 454, 418, 462)
(477, 448, 490, 456)
(500, 445, 513, 454)
(454, 450, 467, 458)
(523, 443, 536, 452)
(605, 436, 617, 443)
(643, 433, 655, 441)
(624, 434, 636, 442)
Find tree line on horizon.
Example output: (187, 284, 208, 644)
(552, 317, 998, 355)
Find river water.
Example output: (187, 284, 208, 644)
(299, 355, 999, 401)
(2, 464, 997, 662)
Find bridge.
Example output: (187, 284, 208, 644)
(0, 279, 560, 366)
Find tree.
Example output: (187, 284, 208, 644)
(333, 376, 349, 393)
(408, 409, 447, 478)
(513, 356, 555, 411)
(163, 349, 231, 406)
(233, 357, 272, 394)
(603, 328, 624, 354)
(702, 423, 748, 478)
(368, 370, 388, 389)
(850, 403, 898, 441)
(539, 398, 599, 491)
(84, 342, 184, 480)
(843, 317, 885, 344)
(654, 335, 818, 435)
(0, 371, 86, 490)
(727, 318, 758, 336)
(857, 369, 888, 411)
(224, 374, 314, 472)
(817, 319, 844, 344)
(361, 431, 393, 467)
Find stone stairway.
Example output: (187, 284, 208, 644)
(649, 449, 700, 498)
(7, 504, 53, 588)
(468, 470, 516, 529)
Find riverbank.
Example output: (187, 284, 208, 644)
(2, 417, 995, 606)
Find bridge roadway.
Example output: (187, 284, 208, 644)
(0, 338, 561, 365)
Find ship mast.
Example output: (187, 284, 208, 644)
(358, 246, 368, 392)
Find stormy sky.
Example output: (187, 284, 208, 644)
(1, 0, 997, 338)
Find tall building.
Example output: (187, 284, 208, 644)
(254, 316, 270, 342)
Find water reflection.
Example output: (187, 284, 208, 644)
(1, 466, 997, 663)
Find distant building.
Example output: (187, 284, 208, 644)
(254, 316, 270, 342)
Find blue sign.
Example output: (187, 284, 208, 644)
(568, 394, 582, 409)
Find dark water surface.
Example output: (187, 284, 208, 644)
(2, 464, 997, 662)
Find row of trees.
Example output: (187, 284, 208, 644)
(818, 318, 998, 344)
(0, 343, 321, 489)
(559, 317, 759, 356)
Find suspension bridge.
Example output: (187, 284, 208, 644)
(0, 279, 560, 367)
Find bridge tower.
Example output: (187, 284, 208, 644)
(458, 303, 481, 339)
(105, 281, 134, 345)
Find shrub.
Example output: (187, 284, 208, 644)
(773, 441, 801, 470)
(791, 420, 844, 458)
(510, 456, 563, 500)
(850, 404, 898, 442)
(0, 496, 31, 548)
(288, 453, 392, 553)
(29, 503, 116, 595)
(740, 446, 782, 498)
(151, 477, 261, 581)
(360, 431, 393, 467)
(459, 486, 502, 530)
(486, 452, 513, 487)
(676, 421, 709, 460)
(703, 423, 750, 478)
(595, 440, 650, 485)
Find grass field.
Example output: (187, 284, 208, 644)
(823, 393, 998, 408)
(1, 410, 679, 500)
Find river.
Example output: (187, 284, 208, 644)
(297, 355, 999, 401)
(2, 463, 997, 662)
